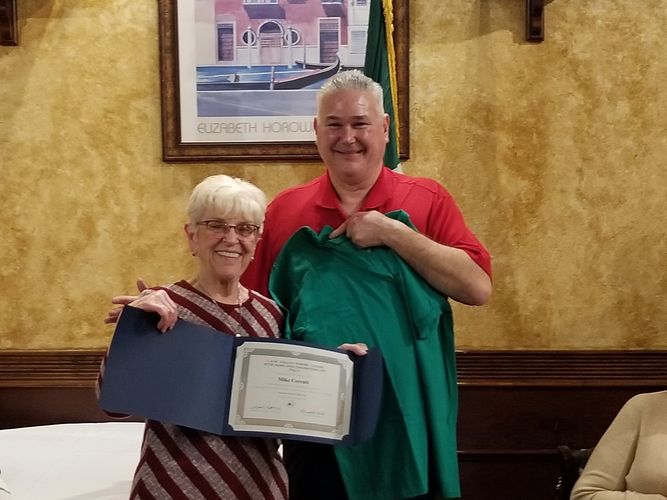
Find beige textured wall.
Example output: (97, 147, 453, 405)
(1, 0, 665, 349)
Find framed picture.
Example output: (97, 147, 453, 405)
(158, 0, 409, 162)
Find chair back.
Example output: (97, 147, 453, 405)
(554, 445, 594, 500)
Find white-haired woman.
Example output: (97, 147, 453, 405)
(99, 175, 288, 499)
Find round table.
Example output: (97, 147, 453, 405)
(0, 422, 143, 499)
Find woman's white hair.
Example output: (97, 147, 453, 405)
(187, 175, 266, 226)
(317, 70, 384, 112)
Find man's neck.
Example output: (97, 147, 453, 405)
(329, 165, 383, 216)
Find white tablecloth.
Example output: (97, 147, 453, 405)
(0, 422, 144, 500)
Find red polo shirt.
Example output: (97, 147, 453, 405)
(243, 167, 492, 296)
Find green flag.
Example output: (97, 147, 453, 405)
(364, 0, 400, 170)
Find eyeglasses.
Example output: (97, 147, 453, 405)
(196, 220, 260, 238)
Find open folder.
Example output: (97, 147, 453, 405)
(99, 306, 383, 446)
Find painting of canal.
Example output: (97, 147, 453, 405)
(177, 0, 370, 143)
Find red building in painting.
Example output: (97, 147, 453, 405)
(198, 0, 370, 68)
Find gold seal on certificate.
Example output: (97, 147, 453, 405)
(228, 342, 354, 441)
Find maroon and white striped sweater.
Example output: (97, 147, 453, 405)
(98, 280, 288, 500)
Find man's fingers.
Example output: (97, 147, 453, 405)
(105, 286, 150, 326)
(329, 219, 349, 239)
(104, 306, 123, 324)
(111, 295, 140, 305)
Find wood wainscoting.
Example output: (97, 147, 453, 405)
(2, 349, 667, 499)
(0, 349, 119, 429)
(456, 350, 667, 499)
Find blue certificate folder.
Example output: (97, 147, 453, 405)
(99, 306, 383, 446)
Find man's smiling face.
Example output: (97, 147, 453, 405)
(314, 89, 389, 184)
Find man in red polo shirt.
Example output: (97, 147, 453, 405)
(243, 70, 491, 306)
(242, 70, 492, 500)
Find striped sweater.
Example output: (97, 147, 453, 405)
(98, 280, 288, 500)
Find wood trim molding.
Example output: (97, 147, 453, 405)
(0, 0, 18, 46)
(2, 349, 667, 388)
(456, 350, 667, 386)
(0, 349, 104, 387)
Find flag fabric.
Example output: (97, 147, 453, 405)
(364, 0, 401, 170)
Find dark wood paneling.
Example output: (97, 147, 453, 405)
(454, 350, 667, 499)
(456, 350, 667, 386)
(459, 451, 558, 500)
(0, 349, 103, 388)
(0, 349, 134, 429)
(456, 386, 663, 499)
(0, 387, 121, 429)
(2, 349, 667, 499)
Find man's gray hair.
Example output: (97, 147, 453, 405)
(317, 70, 384, 112)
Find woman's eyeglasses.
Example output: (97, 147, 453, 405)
(196, 220, 260, 238)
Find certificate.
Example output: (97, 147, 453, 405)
(99, 306, 383, 446)
(229, 343, 353, 440)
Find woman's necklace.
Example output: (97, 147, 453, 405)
(192, 280, 246, 336)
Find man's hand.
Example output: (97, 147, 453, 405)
(329, 211, 393, 248)
(332, 212, 492, 305)
(103, 278, 149, 325)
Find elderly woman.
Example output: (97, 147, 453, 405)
(98, 175, 288, 499)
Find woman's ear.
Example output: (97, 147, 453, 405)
(184, 223, 197, 256)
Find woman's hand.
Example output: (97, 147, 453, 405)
(126, 289, 178, 333)
(338, 343, 369, 356)
(103, 279, 178, 332)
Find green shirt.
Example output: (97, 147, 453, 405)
(269, 211, 460, 500)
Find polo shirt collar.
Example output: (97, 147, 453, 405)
(315, 171, 340, 209)
(315, 167, 394, 210)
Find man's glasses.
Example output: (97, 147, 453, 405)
(196, 220, 260, 238)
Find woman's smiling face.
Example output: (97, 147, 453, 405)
(186, 212, 260, 284)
